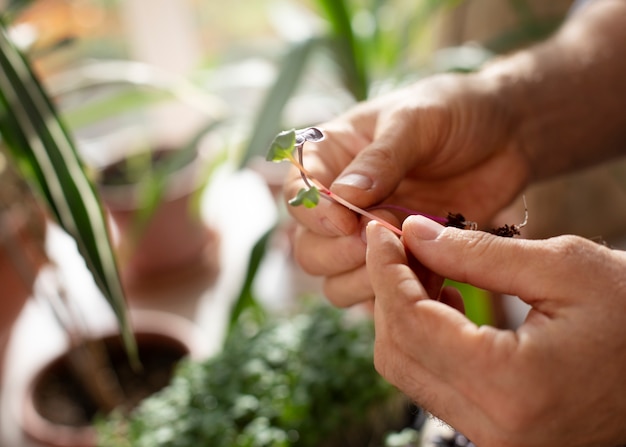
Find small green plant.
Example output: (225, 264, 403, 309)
(97, 304, 405, 447)
(267, 127, 528, 238)
(0, 5, 135, 357)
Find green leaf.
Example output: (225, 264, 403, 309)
(0, 23, 137, 362)
(240, 37, 319, 168)
(288, 187, 320, 208)
(315, 0, 368, 101)
(227, 226, 274, 335)
(266, 128, 296, 162)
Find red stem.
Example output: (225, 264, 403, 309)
(288, 154, 403, 236)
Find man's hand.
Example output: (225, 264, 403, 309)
(285, 73, 530, 307)
(367, 216, 626, 447)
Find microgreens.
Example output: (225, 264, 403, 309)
(267, 127, 526, 238)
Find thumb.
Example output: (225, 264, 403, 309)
(330, 119, 418, 209)
(401, 215, 610, 307)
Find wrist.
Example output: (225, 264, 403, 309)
(476, 0, 626, 182)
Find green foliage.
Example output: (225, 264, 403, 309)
(242, 39, 319, 168)
(97, 305, 400, 447)
(266, 129, 297, 163)
(227, 225, 275, 334)
(0, 20, 137, 361)
(288, 187, 320, 208)
(316, 0, 368, 101)
(243, 0, 461, 163)
(445, 280, 493, 326)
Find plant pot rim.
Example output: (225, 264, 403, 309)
(98, 148, 205, 212)
(20, 309, 209, 447)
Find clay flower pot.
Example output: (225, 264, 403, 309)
(20, 310, 208, 447)
(0, 156, 48, 382)
(98, 145, 220, 292)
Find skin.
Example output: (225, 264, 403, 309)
(367, 217, 626, 447)
(286, 0, 626, 307)
(284, 0, 626, 444)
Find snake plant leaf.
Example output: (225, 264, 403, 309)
(0, 24, 137, 362)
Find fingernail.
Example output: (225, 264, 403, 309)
(404, 215, 444, 240)
(364, 220, 379, 243)
(333, 173, 373, 190)
(361, 222, 368, 243)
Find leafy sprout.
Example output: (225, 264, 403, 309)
(266, 127, 528, 240)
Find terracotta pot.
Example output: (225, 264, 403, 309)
(99, 146, 219, 291)
(0, 239, 37, 382)
(0, 162, 48, 382)
(20, 310, 208, 447)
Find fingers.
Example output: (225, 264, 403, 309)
(284, 167, 360, 238)
(291, 209, 401, 307)
(292, 226, 365, 276)
(440, 285, 466, 314)
(323, 266, 374, 307)
(401, 215, 615, 308)
(366, 220, 509, 434)
(283, 123, 374, 237)
(331, 110, 420, 209)
(366, 221, 483, 369)
(291, 223, 376, 306)
(368, 217, 626, 446)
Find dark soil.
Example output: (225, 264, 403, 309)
(33, 333, 188, 427)
(99, 146, 196, 186)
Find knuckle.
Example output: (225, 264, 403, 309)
(546, 234, 589, 258)
(543, 234, 610, 275)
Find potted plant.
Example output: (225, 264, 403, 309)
(0, 148, 48, 381)
(49, 59, 229, 293)
(96, 304, 412, 447)
(0, 5, 206, 446)
(20, 309, 208, 447)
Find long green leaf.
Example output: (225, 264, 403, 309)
(0, 23, 137, 362)
(239, 37, 319, 168)
(227, 226, 274, 336)
(315, 0, 368, 100)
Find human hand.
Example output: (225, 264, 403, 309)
(366, 216, 626, 447)
(285, 72, 531, 307)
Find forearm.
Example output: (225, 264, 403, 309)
(479, 0, 626, 181)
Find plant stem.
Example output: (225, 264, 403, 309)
(288, 154, 403, 236)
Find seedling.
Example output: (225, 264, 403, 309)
(267, 128, 526, 237)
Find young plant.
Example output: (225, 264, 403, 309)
(267, 127, 528, 237)
(267, 128, 507, 237)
